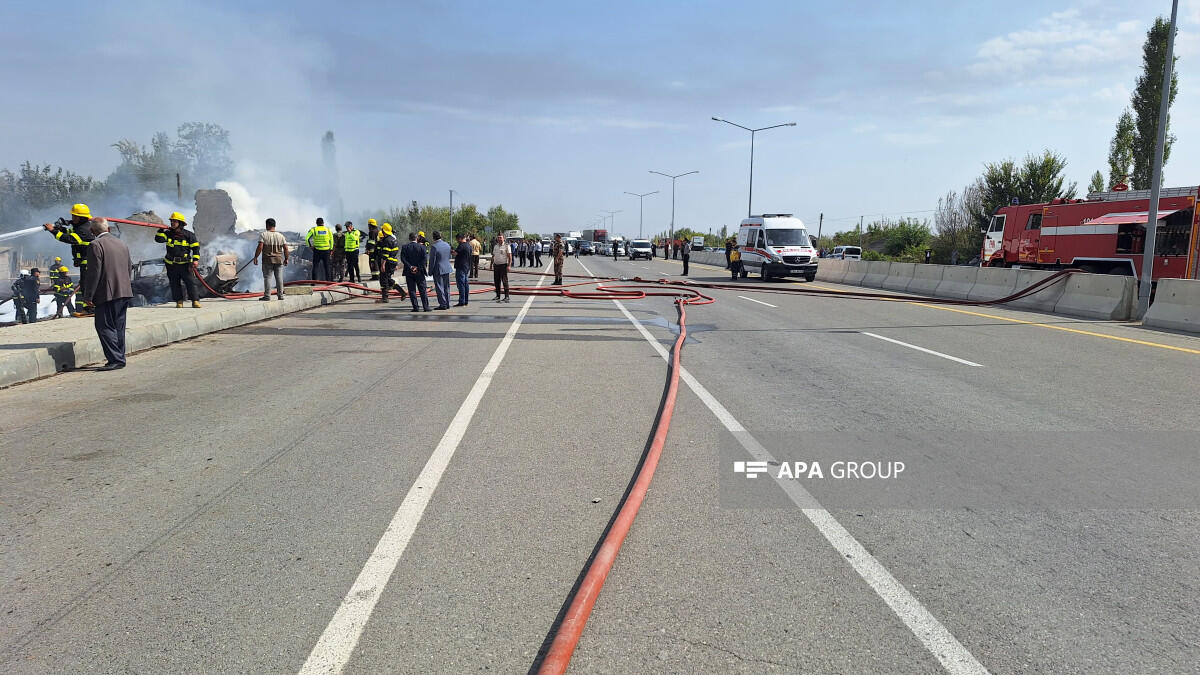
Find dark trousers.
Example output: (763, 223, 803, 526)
(56, 296, 76, 317)
(493, 263, 510, 298)
(13, 300, 27, 323)
(24, 300, 38, 323)
(76, 268, 90, 311)
(312, 250, 332, 281)
(613, 248, 618, 260)
(471, 255, 480, 278)
(345, 253, 361, 283)
(167, 264, 198, 302)
(553, 261, 563, 285)
(380, 263, 396, 301)
(535, 252, 543, 266)
(406, 275, 430, 310)
(333, 253, 346, 281)
(433, 272, 450, 308)
(456, 268, 470, 305)
(682, 254, 690, 276)
(518, 251, 526, 266)
(368, 250, 379, 278)
(94, 298, 130, 366)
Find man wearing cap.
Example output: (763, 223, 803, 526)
(343, 221, 362, 283)
(154, 211, 202, 308)
(43, 203, 95, 316)
(20, 268, 42, 323)
(307, 217, 334, 281)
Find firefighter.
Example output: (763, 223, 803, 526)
(377, 222, 400, 302)
(154, 211, 202, 308)
(729, 246, 743, 280)
(365, 218, 379, 280)
(42, 203, 95, 316)
(53, 266, 77, 318)
(306, 218, 334, 281)
(343, 221, 362, 283)
(20, 268, 42, 323)
(10, 270, 28, 324)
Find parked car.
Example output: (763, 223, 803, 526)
(628, 239, 653, 260)
(830, 245, 862, 260)
(579, 241, 595, 255)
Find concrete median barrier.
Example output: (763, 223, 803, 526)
(967, 267, 1019, 302)
(1007, 269, 1068, 313)
(1052, 273, 1136, 321)
(1143, 278, 1200, 333)
(934, 265, 979, 299)
(861, 261, 891, 288)
(842, 261, 867, 285)
(881, 263, 916, 293)
(816, 259, 847, 283)
(907, 264, 944, 296)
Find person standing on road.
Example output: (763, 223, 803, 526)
(82, 218, 133, 371)
(651, 241, 657, 258)
(469, 233, 482, 279)
(252, 218, 289, 301)
(366, 219, 380, 280)
(52, 266, 76, 318)
(729, 246, 742, 280)
(612, 238, 619, 261)
(401, 232, 431, 312)
(492, 233, 511, 302)
(307, 217, 334, 281)
(343, 222, 362, 283)
(681, 239, 691, 276)
(551, 234, 565, 285)
(43, 203, 95, 316)
(332, 224, 347, 282)
(454, 232, 472, 306)
(154, 211, 201, 308)
(725, 238, 734, 269)
(430, 231, 453, 310)
(20, 268, 42, 323)
(10, 270, 28, 324)
(574, 241, 581, 259)
(378, 224, 401, 303)
(534, 239, 543, 267)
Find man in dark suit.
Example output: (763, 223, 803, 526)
(82, 218, 133, 370)
(400, 232, 430, 312)
(429, 231, 453, 310)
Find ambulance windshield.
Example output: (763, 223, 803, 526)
(764, 229, 810, 246)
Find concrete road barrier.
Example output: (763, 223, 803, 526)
(842, 261, 867, 285)
(967, 267, 1019, 302)
(1053, 273, 1136, 321)
(907, 264, 944, 296)
(1007, 269, 1069, 313)
(817, 259, 847, 283)
(1143, 278, 1200, 334)
(881, 263, 916, 293)
(934, 266, 979, 299)
(861, 261, 891, 288)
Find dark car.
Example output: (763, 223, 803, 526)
(579, 241, 595, 255)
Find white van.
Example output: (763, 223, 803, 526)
(830, 245, 862, 260)
(737, 214, 819, 281)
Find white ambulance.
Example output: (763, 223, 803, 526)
(736, 214, 819, 281)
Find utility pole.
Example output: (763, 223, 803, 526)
(624, 191, 658, 238)
(858, 216, 864, 247)
(449, 189, 455, 240)
(1138, 0, 1179, 317)
(817, 213, 823, 244)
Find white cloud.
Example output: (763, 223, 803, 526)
(853, 123, 878, 134)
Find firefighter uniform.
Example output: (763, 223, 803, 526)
(53, 266, 77, 317)
(154, 212, 201, 307)
(365, 219, 379, 279)
(45, 204, 95, 315)
(344, 226, 362, 283)
(10, 272, 28, 324)
(307, 220, 334, 281)
(377, 224, 400, 302)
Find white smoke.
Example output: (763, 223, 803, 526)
(136, 191, 191, 223)
(218, 160, 327, 234)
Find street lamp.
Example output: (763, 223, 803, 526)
(649, 170, 698, 243)
(712, 116, 796, 217)
(602, 210, 621, 237)
(624, 191, 658, 238)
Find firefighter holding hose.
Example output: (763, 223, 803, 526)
(43, 204, 95, 316)
(154, 212, 202, 308)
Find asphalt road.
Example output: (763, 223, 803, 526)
(2, 255, 1197, 674)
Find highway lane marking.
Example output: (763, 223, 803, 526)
(860, 332, 984, 367)
(299, 272, 548, 675)
(737, 295, 777, 308)
(576, 258, 989, 675)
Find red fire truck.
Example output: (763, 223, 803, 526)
(980, 185, 1200, 280)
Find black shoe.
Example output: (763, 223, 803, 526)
(493, 296, 501, 301)
(98, 362, 125, 371)
(259, 296, 270, 301)
(423, 307, 431, 312)
(455, 302, 467, 306)
(434, 306, 448, 310)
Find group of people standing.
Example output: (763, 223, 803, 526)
(510, 239, 544, 268)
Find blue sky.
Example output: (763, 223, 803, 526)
(2, 0, 1198, 238)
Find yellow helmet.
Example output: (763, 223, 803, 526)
(381, 222, 393, 235)
(367, 218, 377, 226)
(417, 230, 425, 238)
(59, 266, 69, 274)
(54, 256, 62, 263)
(70, 203, 91, 218)
(169, 211, 187, 224)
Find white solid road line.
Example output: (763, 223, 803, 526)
(299, 273, 547, 675)
(737, 295, 777, 308)
(577, 257, 990, 675)
(860, 332, 984, 367)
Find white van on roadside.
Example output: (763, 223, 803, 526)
(830, 245, 862, 260)
(736, 214, 819, 281)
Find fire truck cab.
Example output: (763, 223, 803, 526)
(981, 186, 1200, 280)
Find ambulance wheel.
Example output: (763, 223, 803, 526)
(760, 267, 771, 281)
(804, 273, 816, 282)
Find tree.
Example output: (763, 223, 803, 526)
(1107, 109, 1136, 188)
(1130, 16, 1178, 188)
(974, 150, 1076, 234)
(1089, 171, 1106, 193)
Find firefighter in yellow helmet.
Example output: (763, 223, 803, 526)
(52, 265, 77, 317)
(377, 222, 403, 302)
(42, 203, 95, 316)
(154, 211, 202, 307)
(365, 218, 380, 280)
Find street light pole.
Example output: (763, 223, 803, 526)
(649, 170, 698, 243)
(602, 210, 621, 238)
(624, 191, 658, 238)
(711, 117, 796, 217)
(1138, 0, 1179, 317)
(449, 189, 455, 240)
